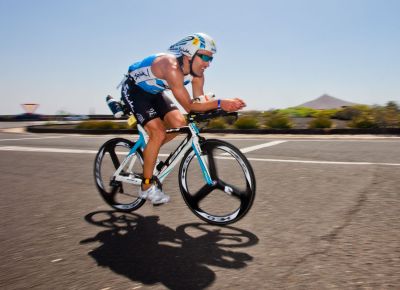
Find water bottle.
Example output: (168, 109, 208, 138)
(106, 95, 124, 118)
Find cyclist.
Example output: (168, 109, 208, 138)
(121, 32, 246, 205)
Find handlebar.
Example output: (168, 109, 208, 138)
(188, 109, 238, 122)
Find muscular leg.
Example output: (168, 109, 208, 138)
(141, 111, 185, 190)
(142, 118, 166, 190)
(162, 109, 187, 144)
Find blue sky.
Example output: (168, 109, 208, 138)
(0, 0, 399, 114)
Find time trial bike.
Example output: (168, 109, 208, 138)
(94, 109, 256, 225)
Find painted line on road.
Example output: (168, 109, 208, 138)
(238, 140, 287, 153)
(58, 135, 400, 141)
(221, 140, 287, 156)
(0, 145, 170, 156)
(245, 157, 400, 166)
(0, 136, 65, 142)
(1, 145, 399, 166)
(0, 146, 98, 154)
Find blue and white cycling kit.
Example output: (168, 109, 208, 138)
(128, 53, 192, 94)
(121, 53, 191, 126)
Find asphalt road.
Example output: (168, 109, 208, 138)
(0, 127, 399, 289)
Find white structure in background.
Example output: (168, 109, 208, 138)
(21, 103, 39, 114)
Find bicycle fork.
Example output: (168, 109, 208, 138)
(189, 124, 214, 186)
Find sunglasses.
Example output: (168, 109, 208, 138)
(196, 53, 213, 62)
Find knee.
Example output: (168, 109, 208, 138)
(175, 116, 187, 128)
(147, 126, 166, 144)
(169, 115, 187, 128)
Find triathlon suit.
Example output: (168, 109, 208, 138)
(121, 53, 192, 126)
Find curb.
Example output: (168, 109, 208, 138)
(26, 125, 400, 135)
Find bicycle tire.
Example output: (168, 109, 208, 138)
(178, 139, 256, 225)
(94, 138, 146, 212)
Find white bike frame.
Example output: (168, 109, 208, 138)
(113, 122, 213, 186)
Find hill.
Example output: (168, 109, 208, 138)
(298, 94, 357, 109)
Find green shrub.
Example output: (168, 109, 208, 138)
(333, 105, 368, 120)
(373, 104, 400, 128)
(347, 103, 400, 128)
(385, 101, 399, 112)
(76, 121, 128, 130)
(264, 112, 293, 129)
(311, 109, 339, 118)
(224, 115, 237, 125)
(308, 117, 333, 129)
(207, 117, 227, 129)
(234, 116, 259, 129)
(348, 113, 379, 128)
(277, 107, 318, 117)
(333, 107, 362, 120)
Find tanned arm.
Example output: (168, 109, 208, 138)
(154, 55, 245, 112)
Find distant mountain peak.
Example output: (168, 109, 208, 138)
(298, 94, 357, 109)
(319, 94, 335, 99)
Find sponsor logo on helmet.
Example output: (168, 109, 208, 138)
(169, 36, 195, 50)
(168, 34, 216, 56)
(198, 36, 206, 49)
(181, 48, 191, 55)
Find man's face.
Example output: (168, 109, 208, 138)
(191, 49, 213, 77)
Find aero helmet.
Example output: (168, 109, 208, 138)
(168, 33, 217, 58)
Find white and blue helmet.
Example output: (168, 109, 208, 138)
(168, 33, 217, 58)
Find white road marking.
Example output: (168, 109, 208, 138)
(245, 157, 400, 166)
(238, 140, 287, 153)
(0, 136, 65, 142)
(0, 146, 98, 154)
(0, 145, 170, 156)
(220, 140, 286, 156)
(0, 145, 399, 166)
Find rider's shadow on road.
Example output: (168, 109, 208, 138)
(80, 211, 259, 290)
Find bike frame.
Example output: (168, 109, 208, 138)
(113, 121, 213, 186)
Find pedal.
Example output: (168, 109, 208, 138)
(109, 179, 120, 187)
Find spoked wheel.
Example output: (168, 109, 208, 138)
(179, 139, 256, 225)
(94, 138, 145, 212)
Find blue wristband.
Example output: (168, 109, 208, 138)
(217, 99, 221, 109)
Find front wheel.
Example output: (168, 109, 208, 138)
(178, 139, 256, 225)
